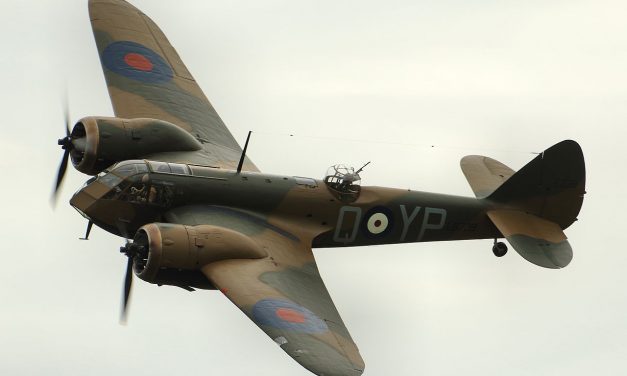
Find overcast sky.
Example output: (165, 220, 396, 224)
(1, 0, 626, 375)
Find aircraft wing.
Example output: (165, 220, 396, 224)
(88, 0, 257, 171)
(164, 206, 365, 376)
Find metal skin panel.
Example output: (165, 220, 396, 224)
(134, 223, 267, 283)
(72, 116, 203, 174)
(89, 0, 257, 171)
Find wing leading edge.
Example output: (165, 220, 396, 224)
(88, 0, 257, 171)
(165, 206, 364, 376)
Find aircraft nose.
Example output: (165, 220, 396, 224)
(70, 188, 96, 217)
(70, 179, 109, 218)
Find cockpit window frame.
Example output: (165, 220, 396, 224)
(168, 163, 191, 175)
(113, 162, 149, 178)
(97, 160, 148, 188)
(148, 161, 171, 174)
(98, 173, 123, 188)
(148, 161, 191, 176)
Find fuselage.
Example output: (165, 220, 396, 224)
(70, 160, 501, 247)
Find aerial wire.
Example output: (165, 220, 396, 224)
(251, 131, 540, 155)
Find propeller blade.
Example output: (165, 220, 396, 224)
(62, 92, 71, 137)
(51, 96, 73, 207)
(51, 148, 70, 205)
(120, 255, 133, 325)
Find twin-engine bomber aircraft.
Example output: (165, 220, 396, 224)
(54, 1, 586, 375)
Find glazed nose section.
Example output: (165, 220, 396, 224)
(70, 178, 110, 217)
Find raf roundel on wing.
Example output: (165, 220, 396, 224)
(252, 299, 329, 334)
(102, 41, 174, 84)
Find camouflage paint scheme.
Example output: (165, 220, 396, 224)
(89, 0, 257, 171)
(64, 1, 586, 375)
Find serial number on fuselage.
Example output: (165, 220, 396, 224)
(332, 205, 478, 244)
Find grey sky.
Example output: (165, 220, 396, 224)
(1, 0, 626, 375)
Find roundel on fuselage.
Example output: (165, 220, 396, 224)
(361, 206, 394, 238)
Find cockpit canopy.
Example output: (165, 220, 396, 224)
(94, 160, 192, 207)
(97, 160, 192, 187)
(324, 164, 361, 202)
(98, 160, 149, 188)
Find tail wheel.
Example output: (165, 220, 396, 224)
(492, 241, 508, 257)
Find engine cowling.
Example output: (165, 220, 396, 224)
(70, 117, 203, 175)
(131, 223, 267, 288)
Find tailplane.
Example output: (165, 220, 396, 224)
(461, 140, 586, 268)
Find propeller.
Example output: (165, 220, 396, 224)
(120, 246, 134, 324)
(117, 220, 147, 325)
(51, 100, 73, 205)
(119, 238, 148, 324)
(117, 220, 132, 324)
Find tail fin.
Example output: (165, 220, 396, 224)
(461, 140, 586, 268)
(487, 140, 585, 229)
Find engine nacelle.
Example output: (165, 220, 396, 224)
(131, 223, 267, 288)
(70, 117, 202, 175)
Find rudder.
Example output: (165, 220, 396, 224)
(487, 140, 585, 230)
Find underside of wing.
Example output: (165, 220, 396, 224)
(88, 0, 257, 171)
(164, 206, 364, 376)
